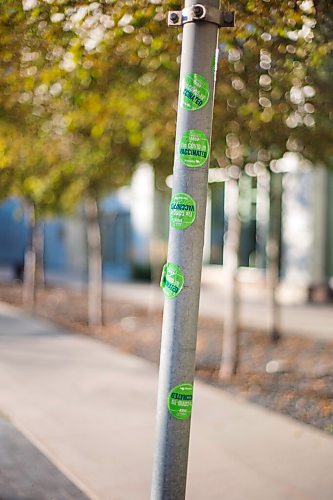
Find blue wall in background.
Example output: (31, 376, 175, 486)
(44, 220, 67, 271)
(0, 199, 26, 268)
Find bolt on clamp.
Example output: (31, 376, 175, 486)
(168, 4, 235, 28)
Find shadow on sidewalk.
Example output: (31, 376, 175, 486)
(0, 416, 88, 500)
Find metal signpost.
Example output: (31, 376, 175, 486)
(151, 2, 234, 499)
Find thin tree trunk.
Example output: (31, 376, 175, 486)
(267, 172, 283, 343)
(150, 186, 167, 285)
(85, 196, 103, 327)
(23, 201, 36, 310)
(147, 173, 169, 313)
(220, 178, 241, 379)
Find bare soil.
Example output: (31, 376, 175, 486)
(1, 282, 333, 435)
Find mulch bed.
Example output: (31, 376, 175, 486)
(1, 282, 333, 435)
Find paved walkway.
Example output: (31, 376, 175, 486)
(0, 302, 332, 500)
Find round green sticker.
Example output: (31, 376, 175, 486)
(179, 129, 210, 168)
(181, 73, 210, 111)
(160, 262, 184, 299)
(168, 383, 193, 420)
(170, 193, 196, 230)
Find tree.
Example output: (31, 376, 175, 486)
(219, 175, 241, 378)
(1, 0, 332, 329)
(267, 171, 283, 343)
(0, 1, 176, 319)
(212, 0, 333, 376)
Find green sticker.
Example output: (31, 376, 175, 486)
(180, 73, 210, 111)
(170, 193, 197, 230)
(168, 383, 193, 420)
(160, 262, 184, 299)
(179, 129, 210, 168)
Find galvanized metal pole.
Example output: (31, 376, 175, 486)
(151, 2, 234, 499)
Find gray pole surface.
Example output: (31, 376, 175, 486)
(151, 1, 222, 498)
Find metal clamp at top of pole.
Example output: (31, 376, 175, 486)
(167, 4, 235, 28)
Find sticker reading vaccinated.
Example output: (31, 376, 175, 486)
(160, 262, 184, 299)
(168, 383, 193, 420)
(179, 130, 210, 168)
(170, 193, 197, 230)
(180, 73, 210, 111)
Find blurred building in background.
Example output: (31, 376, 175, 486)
(0, 160, 332, 302)
(207, 162, 333, 302)
(0, 198, 27, 280)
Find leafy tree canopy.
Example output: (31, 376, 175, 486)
(0, 0, 332, 214)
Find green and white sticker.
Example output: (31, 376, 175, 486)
(179, 129, 210, 168)
(168, 383, 193, 420)
(170, 193, 196, 230)
(160, 262, 184, 299)
(180, 73, 210, 111)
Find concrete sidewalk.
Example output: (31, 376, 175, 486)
(0, 302, 332, 500)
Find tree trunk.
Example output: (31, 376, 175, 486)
(85, 196, 103, 327)
(147, 173, 169, 313)
(150, 185, 168, 285)
(22, 201, 36, 310)
(219, 178, 241, 379)
(267, 172, 283, 343)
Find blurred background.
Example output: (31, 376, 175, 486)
(0, 1, 333, 498)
